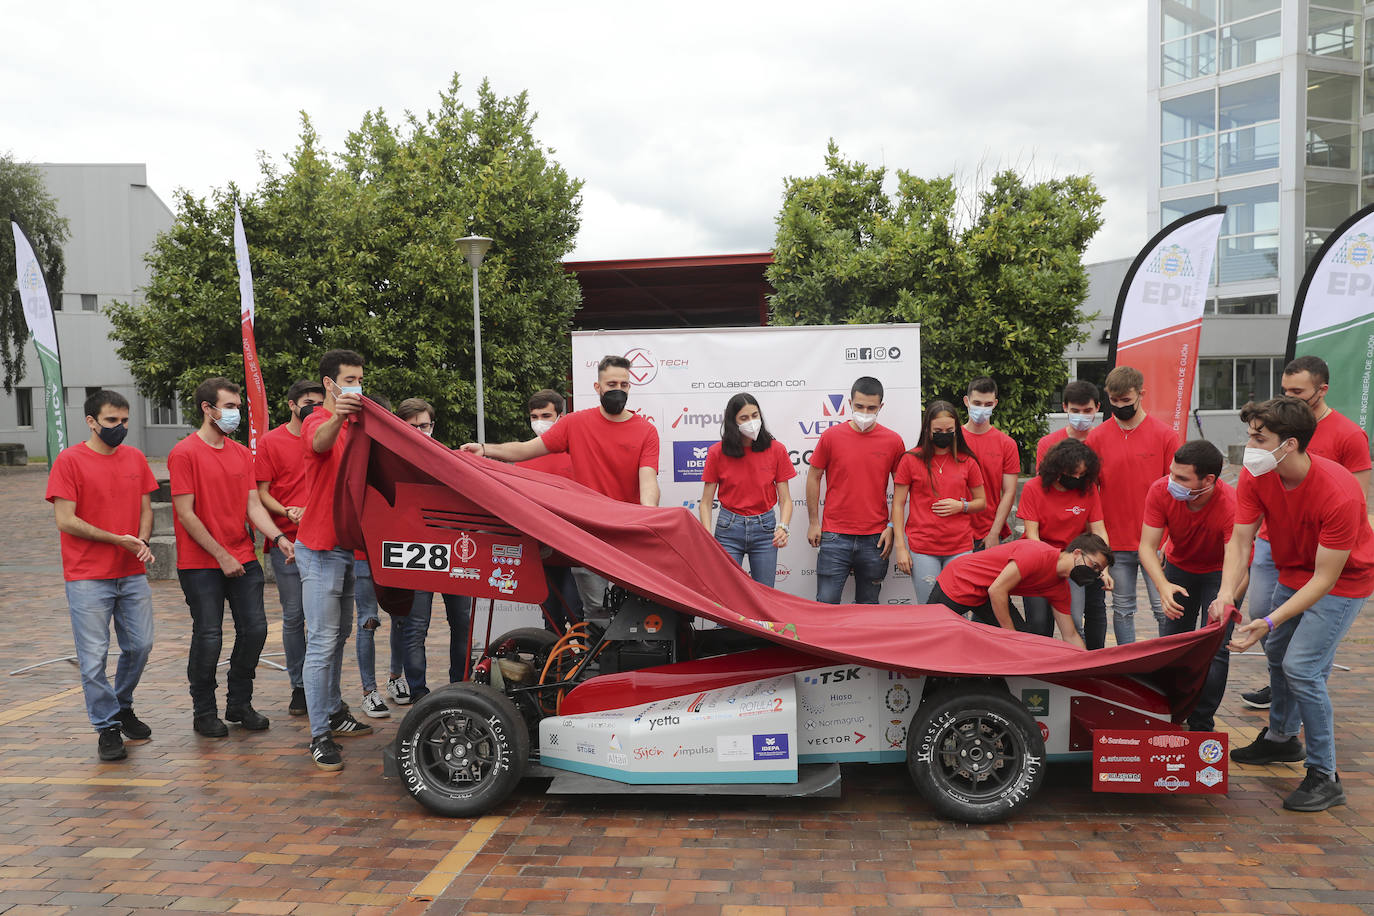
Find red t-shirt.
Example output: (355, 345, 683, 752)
(1035, 427, 1069, 471)
(936, 539, 1070, 611)
(1086, 415, 1177, 552)
(961, 425, 1020, 539)
(520, 451, 574, 478)
(539, 407, 659, 504)
(1236, 454, 1374, 599)
(1016, 477, 1103, 550)
(809, 422, 906, 535)
(893, 449, 984, 555)
(167, 432, 258, 570)
(45, 442, 159, 582)
(255, 422, 311, 546)
(1258, 408, 1373, 543)
(296, 409, 349, 552)
(1141, 477, 1235, 575)
(703, 440, 797, 516)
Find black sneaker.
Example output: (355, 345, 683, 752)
(329, 708, 373, 737)
(1231, 726, 1304, 765)
(310, 735, 344, 772)
(288, 687, 307, 717)
(116, 707, 152, 741)
(97, 725, 127, 761)
(1241, 685, 1272, 709)
(225, 705, 270, 731)
(193, 715, 228, 738)
(1282, 768, 1346, 812)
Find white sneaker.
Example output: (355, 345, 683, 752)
(361, 689, 391, 719)
(386, 677, 413, 706)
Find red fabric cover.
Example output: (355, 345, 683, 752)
(1142, 477, 1235, 574)
(809, 422, 905, 534)
(46, 443, 158, 581)
(167, 433, 257, 570)
(894, 450, 983, 555)
(703, 440, 796, 516)
(334, 400, 1235, 719)
(1016, 478, 1102, 550)
(961, 425, 1019, 539)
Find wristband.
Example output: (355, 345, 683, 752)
(961, 499, 968, 514)
(273, 533, 287, 547)
(885, 521, 894, 528)
(777, 523, 789, 533)
(1263, 615, 1275, 632)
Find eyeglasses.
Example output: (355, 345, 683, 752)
(1081, 555, 1105, 573)
(410, 422, 435, 432)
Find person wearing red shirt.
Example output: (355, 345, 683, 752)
(1035, 380, 1100, 471)
(520, 389, 582, 631)
(698, 393, 797, 588)
(961, 377, 1020, 551)
(930, 535, 1110, 648)
(46, 390, 158, 762)
(295, 350, 375, 772)
(891, 401, 986, 603)
(1210, 397, 1374, 812)
(1017, 439, 1113, 645)
(466, 355, 660, 613)
(1086, 365, 1178, 644)
(1241, 355, 1372, 709)
(1139, 440, 1235, 731)
(169, 378, 294, 741)
(806, 377, 906, 604)
(254, 379, 324, 718)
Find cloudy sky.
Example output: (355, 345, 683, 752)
(4, 1, 1147, 264)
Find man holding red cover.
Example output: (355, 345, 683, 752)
(46, 390, 159, 762)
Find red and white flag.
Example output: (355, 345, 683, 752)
(233, 205, 269, 455)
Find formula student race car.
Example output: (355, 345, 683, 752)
(335, 401, 1233, 823)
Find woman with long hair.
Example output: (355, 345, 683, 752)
(698, 393, 797, 587)
(1017, 437, 1115, 645)
(892, 401, 987, 603)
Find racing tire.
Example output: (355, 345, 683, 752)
(394, 683, 530, 817)
(906, 684, 1045, 823)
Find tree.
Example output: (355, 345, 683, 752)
(1, 154, 69, 392)
(768, 142, 1104, 466)
(107, 76, 583, 443)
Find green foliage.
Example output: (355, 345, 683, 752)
(769, 141, 1104, 467)
(107, 76, 583, 442)
(1, 155, 69, 392)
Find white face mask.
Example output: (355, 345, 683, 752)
(852, 412, 878, 432)
(1067, 413, 1094, 431)
(1243, 440, 1290, 477)
(531, 418, 555, 437)
(738, 418, 762, 440)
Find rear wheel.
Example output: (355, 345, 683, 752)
(907, 684, 1045, 823)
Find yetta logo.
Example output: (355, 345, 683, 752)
(798, 394, 849, 440)
(673, 440, 715, 482)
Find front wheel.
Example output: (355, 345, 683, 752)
(906, 684, 1045, 823)
(395, 683, 530, 817)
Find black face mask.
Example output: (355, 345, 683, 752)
(930, 431, 955, 448)
(1059, 474, 1087, 491)
(600, 389, 628, 415)
(297, 403, 317, 421)
(97, 424, 128, 448)
(1109, 401, 1138, 422)
(1069, 563, 1101, 587)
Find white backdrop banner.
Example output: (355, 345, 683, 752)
(571, 324, 922, 603)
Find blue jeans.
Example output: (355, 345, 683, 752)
(1246, 537, 1279, 620)
(815, 531, 889, 604)
(443, 593, 473, 684)
(910, 551, 967, 605)
(268, 547, 305, 690)
(177, 562, 267, 718)
(1159, 563, 1227, 731)
(65, 575, 155, 731)
(394, 590, 438, 695)
(354, 559, 404, 695)
(1109, 554, 1164, 644)
(715, 508, 780, 587)
(1266, 584, 1366, 775)
(296, 545, 355, 739)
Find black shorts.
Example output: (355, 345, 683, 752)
(928, 582, 1027, 632)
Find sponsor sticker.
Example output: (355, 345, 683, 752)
(753, 734, 790, 761)
(1196, 766, 1223, 787)
(672, 440, 716, 482)
(1198, 739, 1223, 764)
(1099, 772, 1142, 783)
(1021, 689, 1049, 716)
(717, 735, 752, 762)
(1148, 734, 1188, 749)
(1154, 775, 1189, 792)
(885, 684, 912, 714)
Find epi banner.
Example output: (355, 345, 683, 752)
(1287, 202, 1374, 434)
(571, 325, 921, 603)
(233, 205, 269, 455)
(10, 221, 66, 461)
(1108, 206, 1225, 436)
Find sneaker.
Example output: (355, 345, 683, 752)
(193, 715, 228, 738)
(1241, 685, 1272, 709)
(310, 735, 344, 772)
(1231, 726, 1305, 765)
(288, 687, 308, 717)
(97, 725, 127, 761)
(1282, 768, 1346, 812)
(116, 707, 152, 741)
(361, 690, 391, 718)
(225, 705, 270, 731)
(329, 708, 374, 737)
(387, 676, 412, 706)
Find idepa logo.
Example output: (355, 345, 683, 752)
(1147, 243, 1194, 279)
(673, 440, 715, 482)
(798, 394, 849, 439)
(1333, 231, 1374, 267)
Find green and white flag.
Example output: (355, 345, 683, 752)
(10, 221, 67, 460)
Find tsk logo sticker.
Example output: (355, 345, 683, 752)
(753, 734, 789, 760)
(673, 440, 715, 482)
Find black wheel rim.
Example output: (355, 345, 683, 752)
(414, 709, 503, 792)
(929, 710, 1025, 803)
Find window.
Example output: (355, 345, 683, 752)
(1218, 184, 1280, 282)
(1161, 193, 1215, 226)
(147, 396, 182, 426)
(1362, 128, 1374, 203)
(1305, 181, 1358, 263)
(15, 388, 33, 428)
(1204, 293, 1279, 314)
(1162, 0, 1283, 84)
(1072, 360, 1110, 399)
(1306, 71, 1358, 168)
(1160, 77, 1279, 185)
(1221, 11, 1281, 69)
(1308, 6, 1358, 59)
(1197, 357, 1284, 409)
(80, 294, 97, 312)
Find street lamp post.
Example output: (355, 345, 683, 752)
(456, 235, 493, 444)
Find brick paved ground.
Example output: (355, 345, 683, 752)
(2, 462, 1373, 915)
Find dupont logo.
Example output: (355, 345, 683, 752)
(844, 346, 902, 361)
(673, 440, 715, 482)
(1148, 734, 1188, 749)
